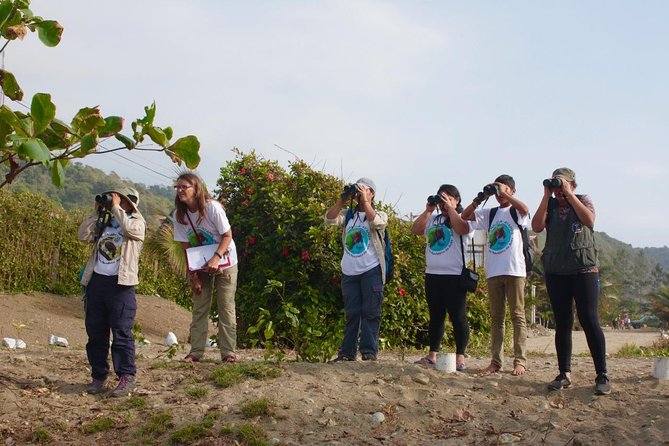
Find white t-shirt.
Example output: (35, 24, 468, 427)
(424, 214, 475, 275)
(173, 200, 238, 267)
(94, 221, 123, 276)
(471, 206, 528, 279)
(340, 212, 380, 276)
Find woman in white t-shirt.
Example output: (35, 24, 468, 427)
(411, 185, 473, 371)
(173, 173, 239, 363)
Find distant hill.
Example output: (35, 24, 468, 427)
(642, 246, 669, 271)
(4, 163, 175, 227)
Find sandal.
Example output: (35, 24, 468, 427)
(222, 355, 237, 363)
(456, 362, 466, 372)
(181, 354, 200, 363)
(414, 356, 436, 366)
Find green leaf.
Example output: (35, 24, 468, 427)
(49, 158, 66, 187)
(114, 133, 136, 149)
(79, 133, 97, 154)
(146, 126, 168, 147)
(167, 135, 200, 168)
(50, 118, 73, 136)
(71, 107, 104, 134)
(99, 116, 124, 138)
(263, 321, 274, 340)
(0, 105, 29, 136)
(31, 93, 56, 134)
(35, 20, 63, 47)
(0, 70, 23, 101)
(164, 126, 173, 140)
(17, 138, 50, 164)
(0, 2, 14, 29)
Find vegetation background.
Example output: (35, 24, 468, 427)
(2, 150, 668, 361)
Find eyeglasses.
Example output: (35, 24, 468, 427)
(174, 184, 194, 191)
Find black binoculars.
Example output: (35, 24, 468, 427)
(483, 184, 499, 196)
(95, 194, 112, 206)
(543, 178, 562, 188)
(427, 194, 443, 205)
(341, 184, 359, 199)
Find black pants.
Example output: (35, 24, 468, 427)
(546, 272, 607, 375)
(85, 273, 137, 380)
(425, 274, 469, 355)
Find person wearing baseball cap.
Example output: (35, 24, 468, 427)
(78, 184, 146, 397)
(325, 177, 388, 362)
(532, 167, 610, 395)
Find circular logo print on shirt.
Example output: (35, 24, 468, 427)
(97, 233, 123, 263)
(345, 226, 369, 257)
(488, 221, 513, 253)
(427, 225, 453, 254)
(188, 228, 215, 247)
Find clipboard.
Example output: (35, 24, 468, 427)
(185, 244, 232, 272)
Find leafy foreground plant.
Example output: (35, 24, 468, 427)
(29, 427, 52, 444)
(235, 423, 269, 446)
(168, 411, 220, 445)
(213, 363, 282, 389)
(616, 339, 669, 358)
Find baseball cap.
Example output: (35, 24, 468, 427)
(552, 167, 576, 182)
(355, 177, 376, 192)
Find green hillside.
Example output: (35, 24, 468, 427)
(4, 163, 175, 227)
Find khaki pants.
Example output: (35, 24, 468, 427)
(189, 265, 238, 359)
(487, 275, 527, 368)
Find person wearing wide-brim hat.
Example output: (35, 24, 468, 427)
(532, 167, 611, 396)
(78, 185, 146, 397)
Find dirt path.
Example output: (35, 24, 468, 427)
(526, 328, 662, 355)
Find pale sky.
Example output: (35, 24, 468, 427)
(7, 1, 668, 247)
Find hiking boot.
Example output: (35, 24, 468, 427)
(547, 373, 571, 391)
(111, 375, 136, 397)
(328, 355, 355, 364)
(361, 353, 377, 361)
(87, 378, 107, 395)
(594, 373, 611, 395)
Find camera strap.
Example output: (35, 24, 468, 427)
(185, 212, 205, 246)
(459, 235, 476, 271)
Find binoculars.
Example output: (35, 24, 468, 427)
(427, 194, 443, 206)
(543, 178, 562, 188)
(482, 184, 499, 196)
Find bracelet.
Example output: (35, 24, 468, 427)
(213, 251, 223, 259)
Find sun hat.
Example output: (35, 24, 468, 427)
(355, 177, 376, 192)
(552, 167, 576, 183)
(99, 186, 140, 213)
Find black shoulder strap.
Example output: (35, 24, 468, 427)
(487, 207, 499, 232)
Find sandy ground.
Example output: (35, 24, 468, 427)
(1, 292, 668, 445)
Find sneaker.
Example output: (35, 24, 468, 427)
(328, 355, 355, 364)
(594, 373, 611, 395)
(111, 375, 136, 397)
(361, 353, 377, 361)
(547, 373, 571, 391)
(87, 378, 107, 395)
(456, 362, 466, 372)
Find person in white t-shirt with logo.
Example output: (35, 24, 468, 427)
(325, 178, 388, 362)
(173, 173, 239, 364)
(411, 184, 474, 371)
(461, 174, 530, 377)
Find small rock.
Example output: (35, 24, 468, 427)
(499, 433, 521, 443)
(413, 374, 430, 385)
(323, 407, 336, 415)
(3, 338, 26, 349)
(270, 438, 281, 445)
(372, 412, 385, 424)
(43, 376, 59, 384)
(164, 332, 178, 346)
(10, 354, 27, 363)
(488, 381, 499, 387)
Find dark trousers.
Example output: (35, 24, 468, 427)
(425, 274, 469, 355)
(546, 272, 607, 375)
(85, 273, 137, 380)
(339, 266, 384, 357)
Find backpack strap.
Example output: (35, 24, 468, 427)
(487, 207, 499, 232)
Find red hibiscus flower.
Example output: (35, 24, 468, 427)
(247, 236, 256, 245)
(399, 288, 406, 297)
(242, 199, 250, 206)
(281, 247, 290, 257)
(267, 173, 274, 181)
(301, 250, 310, 261)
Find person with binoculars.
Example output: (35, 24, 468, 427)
(531, 168, 611, 395)
(78, 186, 146, 397)
(411, 185, 473, 370)
(461, 175, 530, 377)
(325, 178, 388, 362)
